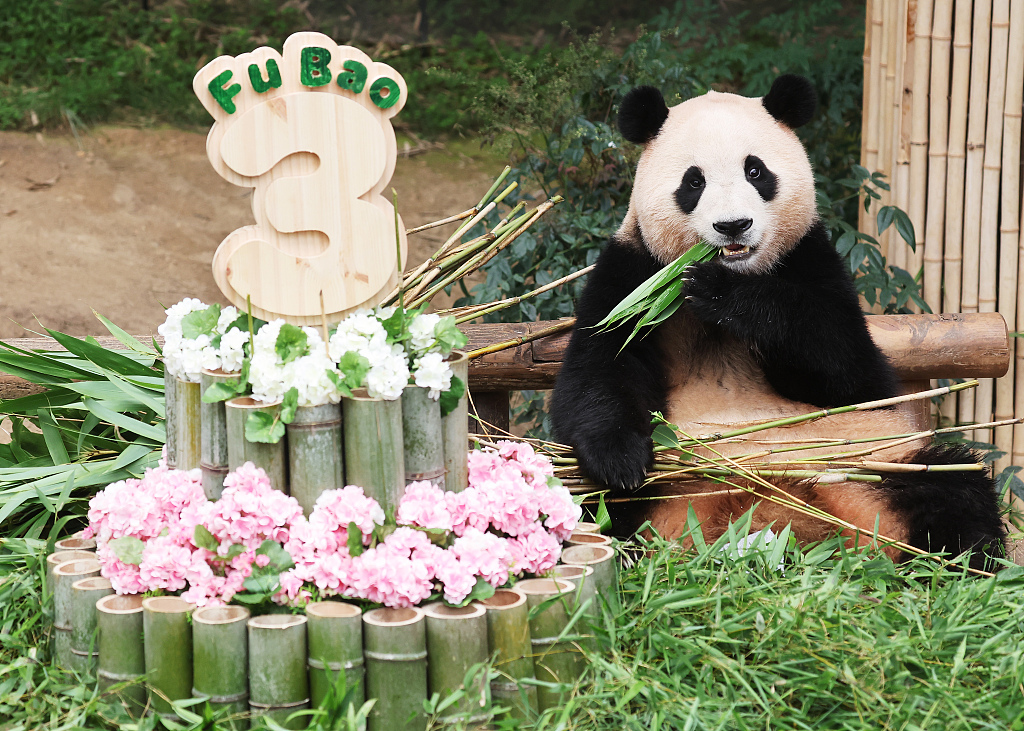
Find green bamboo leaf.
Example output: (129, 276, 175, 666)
(0, 391, 80, 415)
(106, 373, 165, 416)
(82, 397, 165, 441)
(46, 329, 157, 378)
(595, 493, 612, 533)
(93, 310, 159, 356)
(54, 470, 75, 513)
(36, 410, 70, 466)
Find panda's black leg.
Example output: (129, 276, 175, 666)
(880, 443, 1006, 571)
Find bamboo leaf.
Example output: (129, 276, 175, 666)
(46, 329, 157, 378)
(93, 310, 159, 356)
(36, 410, 70, 466)
(82, 397, 164, 441)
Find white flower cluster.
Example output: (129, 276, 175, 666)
(249, 321, 341, 407)
(412, 351, 452, 399)
(329, 310, 410, 401)
(159, 299, 245, 382)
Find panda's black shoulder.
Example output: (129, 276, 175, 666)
(574, 225, 664, 327)
(772, 221, 857, 292)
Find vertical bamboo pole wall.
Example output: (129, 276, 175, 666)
(861, 0, 1024, 473)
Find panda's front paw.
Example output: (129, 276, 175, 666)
(684, 262, 736, 323)
(575, 432, 652, 493)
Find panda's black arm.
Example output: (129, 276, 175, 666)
(550, 234, 668, 491)
(684, 222, 900, 407)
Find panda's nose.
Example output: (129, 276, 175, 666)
(713, 219, 753, 238)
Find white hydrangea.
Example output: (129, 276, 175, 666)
(218, 327, 249, 373)
(412, 351, 452, 400)
(407, 313, 440, 356)
(365, 343, 410, 401)
(159, 298, 214, 382)
(249, 320, 342, 406)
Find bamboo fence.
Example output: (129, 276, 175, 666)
(861, 0, 1024, 471)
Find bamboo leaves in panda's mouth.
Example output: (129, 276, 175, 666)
(593, 241, 718, 351)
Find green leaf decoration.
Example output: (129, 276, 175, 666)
(347, 521, 365, 557)
(652, 423, 681, 449)
(275, 323, 308, 364)
(434, 316, 468, 355)
(193, 524, 219, 551)
(242, 572, 280, 597)
(380, 307, 407, 342)
(224, 543, 246, 560)
(325, 370, 353, 399)
(439, 375, 466, 418)
(255, 538, 295, 572)
(181, 304, 221, 340)
(457, 576, 496, 606)
(245, 410, 285, 444)
(108, 536, 145, 566)
(201, 380, 240, 403)
(280, 387, 299, 424)
(338, 351, 371, 390)
(595, 493, 613, 533)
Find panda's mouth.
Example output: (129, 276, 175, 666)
(720, 243, 753, 259)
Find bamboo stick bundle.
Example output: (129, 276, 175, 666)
(998, 0, 1024, 472)
(247, 614, 309, 729)
(142, 596, 196, 719)
(52, 558, 100, 668)
(306, 602, 364, 711)
(363, 607, 428, 731)
(441, 351, 469, 492)
(922, 0, 954, 313)
(287, 403, 344, 515)
(69, 576, 112, 672)
(342, 390, 405, 516)
(907, 0, 933, 282)
(957, 0, 993, 425)
(225, 397, 288, 491)
(480, 589, 538, 720)
(974, 0, 1012, 436)
(402, 386, 445, 488)
(516, 578, 583, 711)
(192, 606, 250, 724)
(421, 603, 490, 724)
(96, 594, 146, 716)
(200, 369, 234, 499)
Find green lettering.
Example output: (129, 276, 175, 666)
(301, 46, 332, 87)
(369, 77, 400, 110)
(208, 70, 242, 114)
(336, 59, 368, 93)
(248, 59, 282, 94)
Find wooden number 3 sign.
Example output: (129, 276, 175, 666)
(193, 32, 408, 325)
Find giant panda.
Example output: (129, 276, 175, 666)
(550, 75, 1006, 570)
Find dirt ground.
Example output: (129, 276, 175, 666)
(0, 127, 498, 339)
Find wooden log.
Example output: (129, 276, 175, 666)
(96, 594, 147, 716)
(192, 606, 250, 722)
(288, 402, 344, 515)
(247, 614, 310, 729)
(479, 589, 538, 720)
(142, 596, 196, 718)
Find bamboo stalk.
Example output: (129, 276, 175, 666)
(567, 531, 613, 548)
(861, 0, 875, 220)
(306, 602, 364, 711)
(363, 607, 428, 731)
(248, 614, 310, 729)
(467, 319, 576, 359)
(907, 0, 933, 282)
(559, 546, 617, 614)
(192, 606, 250, 723)
(96, 594, 146, 716)
(421, 602, 490, 723)
(449, 266, 595, 324)
(342, 390, 405, 516)
(45, 549, 93, 598)
(402, 386, 445, 488)
(479, 589, 538, 720)
(200, 369, 234, 500)
(225, 397, 288, 491)
(922, 0, 953, 313)
(441, 351, 469, 492)
(287, 403, 344, 515)
(52, 558, 100, 668)
(575, 522, 601, 534)
(890, 0, 913, 274)
(406, 208, 477, 236)
(143, 596, 196, 718)
(176, 378, 202, 471)
(54, 535, 96, 552)
(69, 576, 112, 672)
(517, 577, 583, 711)
(165, 369, 178, 469)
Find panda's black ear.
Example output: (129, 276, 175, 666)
(618, 86, 669, 144)
(762, 75, 817, 129)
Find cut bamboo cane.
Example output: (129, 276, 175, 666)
(165, 369, 178, 469)
(143, 596, 196, 718)
(922, 0, 953, 313)
(363, 607, 428, 731)
(176, 378, 202, 471)
(306, 602, 364, 711)
(480, 589, 538, 720)
(516, 578, 583, 712)
(288, 403, 344, 515)
(575, 522, 601, 534)
(907, 0, 933, 282)
(343, 390, 405, 516)
(996, 0, 1024, 473)
(225, 397, 288, 491)
(891, 0, 914, 275)
(200, 369, 235, 499)
(861, 0, 876, 214)
(422, 602, 490, 723)
(97, 594, 146, 716)
(560, 545, 617, 614)
(248, 614, 309, 729)
(442, 351, 469, 492)
(52, 558, 100, 668)
(45, 549, 93, 597)
(551, 564, 598, 638)
(69, 576, 112, 672)
(567, 532, 612, 548)
(402, 386, 445, 488)
(55, 536, 96, 552)
(192, 606, 250, 724)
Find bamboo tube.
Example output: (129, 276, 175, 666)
(96, 594, 146, 715)
(343, 390, 405, 516)
(907, 0, 933, 281)
(55, 535, 96, 552)
(306, 602, 364, 711)
(52, 558, 100, 668)
(143, 596, 196, 718)
(560, 545, 617, 614)
(441, 351, 469, 492)
(192, 606, 250, 723)
(69, 576, 112, 671)
(248, 614, 309, 729)
(402, 386, 445, 488)
(422, 603, 490, 723)
(288, 403, 344, 515)
(165, 369, 178, 469)
(861, 0, 875, 202)
(225, 397, 288, 491)
(922, 0, 953, 313)
(1007, 2, 1024, 470)
(363, 607, 428, 731)
(480, 590, 538, 720)
(45, 549, 93, 597)
(176, 378, 202, 471)
(567, 532, 612, 548)
(516, 578, 583, 711)
(891, 0, 913, 274)
(575, 522, 600, 534)
(551, 565, 598, 629)
(200, 369, 234, 500)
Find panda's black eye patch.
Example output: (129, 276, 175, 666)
(675, 166, 705, 214)
(745, 155, 777, 201)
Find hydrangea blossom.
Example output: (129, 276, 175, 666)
(160, 299, 245, 381)
(250, 320, 342, 406)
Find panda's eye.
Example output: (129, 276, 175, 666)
(747, 166, 761, 179)
(689, 177, 704, 189)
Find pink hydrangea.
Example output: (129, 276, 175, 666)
(397, 481, 454, 531)
(450, 528, 513, 588)
(507, 524, 563, 575)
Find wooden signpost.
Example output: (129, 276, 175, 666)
(193, 32, 408, 325)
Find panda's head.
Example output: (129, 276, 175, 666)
(618, 75, 817, 274)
